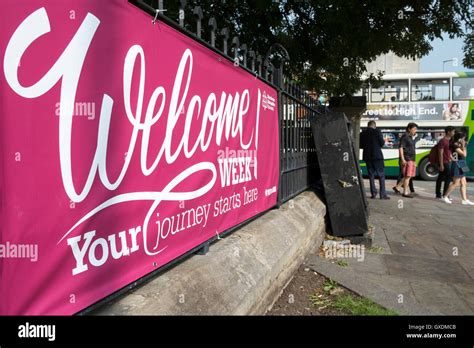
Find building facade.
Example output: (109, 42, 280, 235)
(366, 52, 420, 75)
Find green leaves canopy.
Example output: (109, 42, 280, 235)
(143, 0, 473, 95)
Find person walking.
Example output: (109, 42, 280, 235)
(442, 132, 474, 205)
(393, 123, 418, 198)
(360, 121, 390, 199)
(436, 126, 455, 199)
(393, 163, 415, 195)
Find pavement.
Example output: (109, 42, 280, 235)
(305, 178, 474, 315)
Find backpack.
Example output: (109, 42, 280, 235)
(428, 143, 439, 165)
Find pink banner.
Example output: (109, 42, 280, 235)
(0, 0, 279, 315)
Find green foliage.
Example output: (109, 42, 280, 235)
(463, 31, 474, 69)
(309, 293, 330, 307)
(323, 278, 338, 292)
(310, 280, 398, 315)
(336, 259, 349, 267)
(331, 294, 398, 315)
(141, 0, 473, 95)
(368, 246, 384, 253)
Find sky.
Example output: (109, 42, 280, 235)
(421, 33, 473, 73)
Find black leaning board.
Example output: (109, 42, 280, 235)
(311, 112, 368, 237)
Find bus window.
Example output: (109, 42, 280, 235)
(411, 79, 449, 101)
(415, 130, 439, 148)
(370, 80, 408, 102)
(379, 129, 444, 150)
(453, 77, 474, 100)
(380, 129, 404, 149)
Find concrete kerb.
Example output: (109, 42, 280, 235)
(92, 190, 327, 315)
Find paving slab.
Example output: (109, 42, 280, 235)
(451, 283, 474, 312)
(409, 279, 473, 315)
(384, 254, 471, 283)
(383, 227, 409, 244)
(341, 253, 389, 275)
(371, 228, 392, 255)
(362, 273, 421, 313)
(388, 240, 440, 258)
(458, 257, 474, 279)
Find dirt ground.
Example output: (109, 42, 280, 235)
(266, 263, 357, 316)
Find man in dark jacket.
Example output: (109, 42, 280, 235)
(360, 121, 390, 199)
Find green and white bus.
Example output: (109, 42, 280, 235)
(359, 71, 474, 180)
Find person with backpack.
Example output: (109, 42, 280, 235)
(434, 126, 455, 199)
(442, 132, 474, 205)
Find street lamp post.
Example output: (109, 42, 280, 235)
(442, 58, 455, 72)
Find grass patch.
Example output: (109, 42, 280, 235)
(310, 277, 398, 315)
(309, 294, 330, 307)
(368, 246, 384, 253)
(336, 259, 348, 267)
(331, 294, 398, 316)
(323, 279, 338, 293)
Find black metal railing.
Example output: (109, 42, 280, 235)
(278, 78, 322, 204)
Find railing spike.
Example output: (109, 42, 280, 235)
(208, 17, 217, 47)
(269, 62, 274, 83)
(193, 6, 203, 38)
(263, 58, 270, 80)
(256, 54, 262, 77)
(231, 36, 240, 62)
(248, 50, 256, 72)
(240, 44, 247, 68)
(179, 0, 186, 27)
(220, 27, 229, 55)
